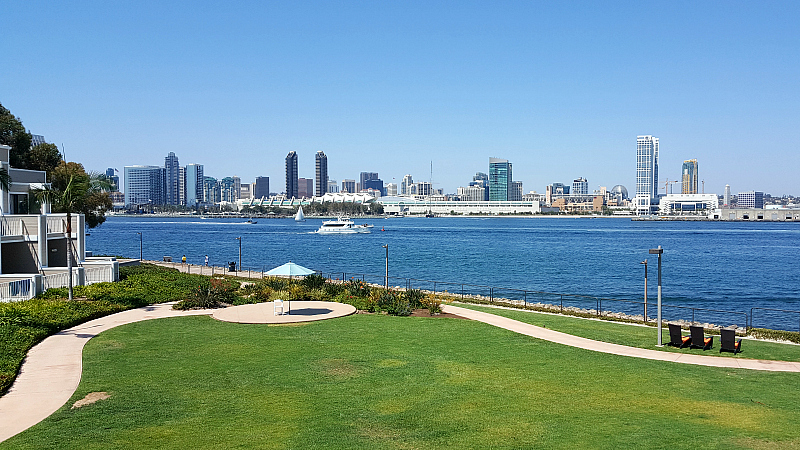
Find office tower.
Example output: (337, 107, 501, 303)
(724, 184, 731, 206)
(254, 176, 270, 199)
(164, 152, 181, 205)
(285, 151, 298, 198)
(470, 172, 489, 200)
(315, 151, 328, 196)
(124, 165, 165, 206)
(385, 183, 398, 196)
(738, 191, 764, 209)
(298, 178, 314, 198)
(361, 177, 384, 195)
(401, 174, 414, 195)
(457, 186, 486, 201)
(572, 177, 588, 196)
(415, 182, 432, 196)
(239, 184, 251, 199)
(342, 179, 356, 193)
(219, 177, 238, 202)
(203, 177, 220, 203)
(185, 164, 204, 207)
(30, 134, 46, 147)
(635, 135, 660, 215)
(105, 168, 120, 190)
(489, 158, 512, 201)
(327, 179, 339, 193)
(232, 176, 241, 200)
(682, 159, 698, 194)
(360, 172, 379, 188)
(511, 181, 523, 201)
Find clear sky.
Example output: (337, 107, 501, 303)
(2, 1, 799, 196)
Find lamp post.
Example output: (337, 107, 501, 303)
(382, 244, 388, 289)
(649, 246, 664, 346)
(235, 237, 242, 273)
(136, 232, 143, 261)
(640, 260, 648, 320)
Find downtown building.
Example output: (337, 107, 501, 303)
(635, 135, 660, 215)
(489, 158, 512, 201)
(682, 159, 698, 194)
(315, 151, 328, 197)
(285, 151, 298, 198)
(124, 165, 165, 206)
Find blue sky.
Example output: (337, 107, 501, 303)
(2, 1, 799, 195)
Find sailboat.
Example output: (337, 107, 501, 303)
(295, 206, 305, 222)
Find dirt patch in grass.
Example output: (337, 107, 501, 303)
(410, 309, 469, 320)
(72, 392, 110, 409)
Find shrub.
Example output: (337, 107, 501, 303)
(270, 290, 290, 301)
(346, 279, 370, 298)
(403, 289, 426, 309)
(378, 290, 412, 316)
(324, 282, 344, 297)
(309, 288, 327, 302)
(263, 277, 290, 291)
(422, 294, 442, 315)
(173, 277, 239, 310)
(300, 273, 327, 290)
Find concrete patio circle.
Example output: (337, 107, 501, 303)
(212, 300, 356, 324)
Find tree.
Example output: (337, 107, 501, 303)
(0, 102, 33, 168)
(28, 143, 63, 177)
(33, 162, 112, 299)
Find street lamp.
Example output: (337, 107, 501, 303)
(640, 260, 648, 320)
(235, 237, 242, 273)
(649, 246, 664, 346)
(136, 232, 143, 261)
(382, 244, 388, 289)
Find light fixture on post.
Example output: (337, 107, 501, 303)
(649, 246, 664, 346)
(640, 259, 648, 320)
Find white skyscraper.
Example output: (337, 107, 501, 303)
(635, 135, 659, 215)
(724, 184, 731, 206)
(401, 174, 413, 195)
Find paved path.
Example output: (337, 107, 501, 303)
(212, 301, 356, 324)
(443, 304, 800, 373)
(0, 303, 217, 443)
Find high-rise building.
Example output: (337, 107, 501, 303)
(105, 168, 120, 191)
(469, 172, 489, 200)
(315, 151, 328, 197)
(415, 182, 432, 197)
(724, 184, 731, 206)
(254, 176, 270, 199)
(184, 164, 204, 207)
(239, 184, 251, 199)
(220, 177, 238, 202)
(401, 174, 414, 195)
(738, 191, 764, 209)
(489, 158, 512, 201)
(361, 177, 384, 195)
(457, 186, 486, 201)
(327, 179, 339, 193)
(385, 183, 398, 196)
(342, 179, 356, 193)
(124, 165, 165, 206)
(164, 152, 181, 205)
(203, 176, 220, 203)
(360, 172, 379, 188)
(511, 181, 523, 201)
(298, 178, 314, 198)
(30, 134, 46, 147)
(285, 151, 298, 198)
(572, 178, 588, 196)
(545, 183, 570, 205)
(635, 135, 660, 215)
(682, 159, 698, 194)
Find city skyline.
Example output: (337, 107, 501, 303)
(3, 2, 799, 195)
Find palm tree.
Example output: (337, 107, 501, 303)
(32, 163, 111, 300)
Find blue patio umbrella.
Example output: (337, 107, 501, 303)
(265, 262, 315, 313)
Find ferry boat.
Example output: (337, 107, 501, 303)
(315, 217, 373, 234)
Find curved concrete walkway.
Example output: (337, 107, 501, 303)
(212, 301, 356, 324)
(444, 304, 800, 373)
(0, 303, 217, 443)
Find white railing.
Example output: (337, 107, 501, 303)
(42, 271, 75, 290)
(46, 216, 66, 234)
(0, 279, 35, 302)
(0, 217, 25, 236)
(85, 266, 113, 285)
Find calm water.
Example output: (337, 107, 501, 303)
(87, 216, 800, 330)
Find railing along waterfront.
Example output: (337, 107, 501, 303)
(318, 271, 788, 332)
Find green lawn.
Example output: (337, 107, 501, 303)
(3, 313, 800, 449)
(455, 303, 800, 362)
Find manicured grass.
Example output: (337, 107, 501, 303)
(4, 314, 800, 449)
(456, 303, 800, 362)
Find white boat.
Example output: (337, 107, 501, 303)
(315, 217, 373, 234)
(295, 206, 305, 222)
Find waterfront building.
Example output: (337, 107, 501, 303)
(30, 134, 46, 147)
(232, 176, 241, 199)
(385, 183, 398, 196)
(315, 151, 328, 196)
(658, 193, 718, 215)
(609, 185, 629, 206)
(164, 152, 182, 205)
(124, 165, 165, 206)
(238, 192, 376, 210)
(414, 181, 432, 197)
(522, 191, 544, 202)
(489, 158, 512, 201)
(184, 163, 204, 207)
(342, 179, 356, 193)
(738, 191, 764, 209)
(551, 196, 604, 213)
(327, 179, 339, 193)
(239, 184, 251, 199)
(469, 172, 489, 200)
(635, 135, 660, 215)
(285, 151, 298, 198)
(511, 181, 523, 201)
(253, 176, 270, 199)
(724, 185, 731, 206)
(457, 186, 486, 202)
(401, 174, 413, 195)
(682, 159, 698, 194)
(380, 196, 541, 215)
(298, 178, 314, 198)
(203, 176, 221, 203)
(572, 178, 588, 196)
(545, 183, 570, 205)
